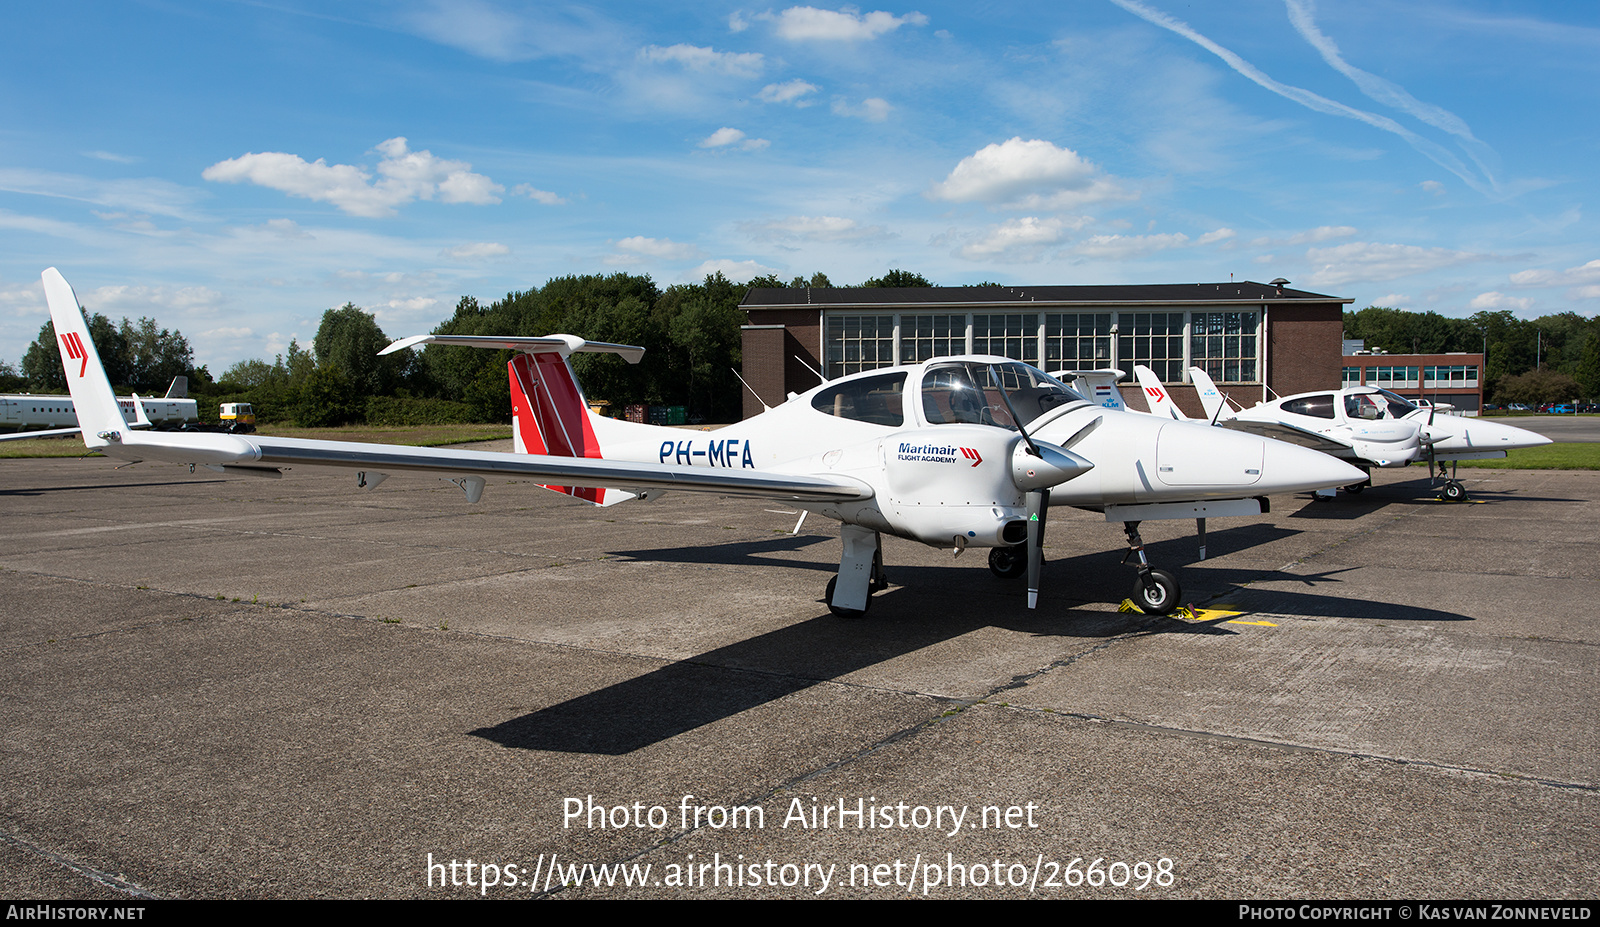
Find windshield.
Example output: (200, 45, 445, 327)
(921, 361, 1086, 429)
(1374, 388, 1418, 418)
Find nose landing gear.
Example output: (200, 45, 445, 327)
(1122, 521, 1181, 616)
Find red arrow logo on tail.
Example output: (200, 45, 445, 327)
(60, 332, 87, 378)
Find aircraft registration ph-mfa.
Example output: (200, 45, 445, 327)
(39, 267, 1362, 617)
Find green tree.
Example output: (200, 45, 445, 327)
(20, 309, 198, 392)
(860, 269, 933, 287)
(313, 303, 407, 399)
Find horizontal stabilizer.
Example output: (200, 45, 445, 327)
(380, 333, 644, 364)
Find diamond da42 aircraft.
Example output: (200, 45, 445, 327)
(39, 267, 1362, 616)
(1132, 364, 1550, 502)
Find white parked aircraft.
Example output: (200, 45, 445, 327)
(1132, 365, 1423, 494)
(0, 377, 196, 442)
(1158, 366, 1550, 501)
(39, 267, 1363, 616)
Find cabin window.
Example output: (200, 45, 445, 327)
(1282, 394, 1336, 419)
(810, 372, 906, 426)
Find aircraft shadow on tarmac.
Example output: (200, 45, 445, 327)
(1285, 478, 1583, 520)
(471, 524, 1467, 755)
(0, 478, 231, 496)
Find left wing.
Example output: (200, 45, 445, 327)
(40, 267, 870, 506)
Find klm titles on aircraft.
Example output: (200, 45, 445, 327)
(659, 437, 756, 468)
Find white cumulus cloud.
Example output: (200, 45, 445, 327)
(513, 184, 566, 205)
(1067, 232, 1191, 261)
(739, 215, 891, 243)
(1469, 291, 1534, 312)
(956, 217, 1071, 262)
(639, 44, 765, 78)
(926, 138, 1130, 210)
(759, 79, 820, 105)
(767, 7, 928, 41)
(442, 242, 510, 259)
(1508, 259, 1600, 288)
(832, 97, 892, 122)
(614, 236, 705, 260)
(699, 128, 770, 150)
(1305, 242, 1491, 287)
(202, 137, 503, 218)
(1250, 226, 1356, 247)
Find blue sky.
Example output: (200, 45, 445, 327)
(2, 1, 1597, 372)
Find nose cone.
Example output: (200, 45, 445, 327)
(1259, 439, 1368, 494)
(1012, 438, 1094, 491)
(1424, 417, 1553, 453)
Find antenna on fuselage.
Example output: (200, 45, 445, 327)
(795, 356, 827, 384)
(731, 367, 774, 412)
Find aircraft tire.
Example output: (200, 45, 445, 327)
(824, 576, 870, 619)
(988, 546, 1027, 579)
(1343, 482, 1366, 494)
(1132, 569, 1179, 615)
(1442, 480, 1468, 503)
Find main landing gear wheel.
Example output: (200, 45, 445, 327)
(824, 576, 870, 619)
(1343, 482, 1367, 495)
(988, 546, 1027, 579)
(1132, 568, 1180, 615)
(1442, 480, 1468, 503)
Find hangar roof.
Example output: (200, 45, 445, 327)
(741, 281, 1350, 309)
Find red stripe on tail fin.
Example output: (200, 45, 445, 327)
(508, 352, 606, 504)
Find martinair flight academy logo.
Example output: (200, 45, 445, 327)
(897, 443, 982, 466)
(60, 332, 89, 377)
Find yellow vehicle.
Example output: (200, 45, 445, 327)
(219, 402, 256, 433)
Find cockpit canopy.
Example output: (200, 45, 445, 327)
(920, 361, 1085, 430)
(808, 359, 1087, 431)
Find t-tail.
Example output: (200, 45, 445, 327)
(1185, 366, 1232, 424)
(380, 333, 646, 506)
(42, 268, 125, 449)
(1132, 365, 1187, 420)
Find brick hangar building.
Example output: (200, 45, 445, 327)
(738, 280, 1351, 420)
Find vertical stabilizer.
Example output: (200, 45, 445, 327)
(1186, 366, 1231, 423)
(1133, 365, 1187, 420)
(42, 268, 123, 449)
(507, 352, 633, 506)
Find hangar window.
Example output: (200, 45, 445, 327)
(1117, 312, 1186, 382)
(1044, 313, 1113, 369)
(825, 314, 896, 378)
(1189, 311, 1259, 383)
(899, 314, 966, 364)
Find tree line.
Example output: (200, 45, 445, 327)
(4, 268, 933, 428)
(1343, 306, 1600, 405)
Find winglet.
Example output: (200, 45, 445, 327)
(128, 394, 154, 430)
(42, 268, 123, 450)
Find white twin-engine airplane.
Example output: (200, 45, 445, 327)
(41, 267, 1362, 617)
(1132, 365, 1550, 502)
